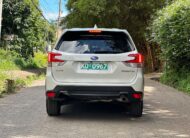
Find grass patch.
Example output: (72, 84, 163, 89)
(0, 49, 20, 70)
(0, 73, 45, 97)
(0, 49, 46, 97)
(15, 52, 47, 69)
(160, 69, 190, 94)
(0, 73, 9, 96)
(0, 49, 47, 70)
(15, 74, 45, 88)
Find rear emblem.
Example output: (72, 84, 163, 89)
(91, 56, 99, 61)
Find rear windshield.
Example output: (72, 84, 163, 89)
(55, 31, 134, 54)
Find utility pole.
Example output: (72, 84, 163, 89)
(56, 0, 62, 39)
(0, 0, 3, 39)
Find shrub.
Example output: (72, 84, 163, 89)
(22, 52, 47, 69)
(0, 49, 46, 96)
(151, 0, 190, 93)
(0, 49, 47, 70)
(0, 73, 8, 95)
(161, 69, 190, 93)
(14, 58, 27, 68)
(0, 49, 19, 70)
(32, 52, 47, 68)
(151, 0, 190, 70)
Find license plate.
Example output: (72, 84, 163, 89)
(81, 63, 108, 71)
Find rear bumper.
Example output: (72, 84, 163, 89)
(47, 85, 143, 102)
(45, 67, 144, 102)
(46, 68, 144, 92)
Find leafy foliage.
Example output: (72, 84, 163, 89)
(17, 52, 47, 69)
(0, 73, 8, 95)
(151, 0, 190, 69)
(0, 49, 47, 70)
(63, 0, 173, 72)
(1, 0, 56, 58)
(0, 49, 19, 70)
(64, 0, 170, 46)
(161, 69, 190, 93)
(151, 0, 190, 93)
(0, 49, 46, 95)
(0, 0, 50, 95)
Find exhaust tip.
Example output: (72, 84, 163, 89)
(118, 95, 128, 102)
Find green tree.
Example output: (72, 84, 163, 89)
(151, 0, 190, 70)
(63, 0, 172, 71)
(64, 0, 171, 43)
(1, 0, 56, 58)
(150, 0, 190, 93)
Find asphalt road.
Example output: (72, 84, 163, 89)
(1, 78, 190, 138)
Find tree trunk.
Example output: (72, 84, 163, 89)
(145, 42, 154, 72)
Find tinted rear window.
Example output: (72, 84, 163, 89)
(55, 31, 134, 54)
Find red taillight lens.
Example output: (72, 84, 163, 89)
(46, 91, 56, 98)
(132, 93, 142, 99)
(128, 53, 144, 63)
(48, 52, 64, 63)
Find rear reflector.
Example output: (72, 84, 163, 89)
(128, 53, 144, 63)
(46, 91, 56, 98)
(89, 30, 102, 33)
(48, 52, 64, 63)
(132, 93, 142, 99)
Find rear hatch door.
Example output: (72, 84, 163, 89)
(51, 31, 139, 84)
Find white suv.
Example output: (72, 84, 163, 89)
(45, 28, 144, 117)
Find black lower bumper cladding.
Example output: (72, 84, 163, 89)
(54, 86, 135, 93)
(50, 85, 142, 99)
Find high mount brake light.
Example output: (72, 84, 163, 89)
(127, 53, 144, 63)
(89, 30, 102, 33)
(48, 52, 64, 63)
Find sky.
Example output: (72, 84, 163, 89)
(39, 0, 68, 21)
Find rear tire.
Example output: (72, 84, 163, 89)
(129, 101, 143, 117)
(46, 99, 61, 116)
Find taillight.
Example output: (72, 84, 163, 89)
(128, 53, 144, 63)
(124, 53, 144, 68)
(48, 52, 64, 63)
